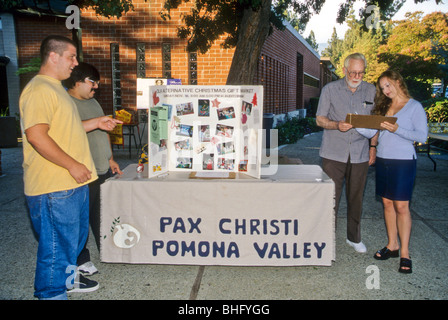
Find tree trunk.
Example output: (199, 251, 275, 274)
(226, 0, 272, 85)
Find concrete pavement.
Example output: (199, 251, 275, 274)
(1, 132, 447, 300)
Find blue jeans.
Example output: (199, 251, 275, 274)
(26, 185, 89, 300)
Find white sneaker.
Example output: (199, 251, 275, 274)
(78, 261, 99, 276)
(346, 239, 367, 253)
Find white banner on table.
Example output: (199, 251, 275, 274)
(100, 165, 335, 267)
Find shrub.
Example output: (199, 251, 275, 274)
(276, 116, 321, 145)
(425, 99, 448, 123)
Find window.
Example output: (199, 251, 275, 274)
(162, 43, 171, 79)
(110, 43, 122, 111)
(256, 54, 289, 114)
(189, 52, 197, 85)
(304, 74, 320, 88)
(136, 43, 146, 78)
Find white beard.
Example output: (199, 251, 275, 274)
(346, 78, 362, 89)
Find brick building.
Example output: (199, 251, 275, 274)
(1, 1, 326, 124)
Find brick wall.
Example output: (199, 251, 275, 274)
(79, 0, 235, 114)
(14, 1, 322, 117)
(258, 24, 321, 114)
(15, 14, 72, 90)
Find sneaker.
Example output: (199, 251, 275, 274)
(346, 239, 367, 253)
(78, 261, 99, 276)
(68, 274, 99, 293)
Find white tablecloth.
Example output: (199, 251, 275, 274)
(100, 164, 335, 266)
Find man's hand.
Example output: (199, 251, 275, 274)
(109, 159, 123, 175)
(98, 117, 123, 132)
(83, 117, 123, 132)
(337, 121, 353, 132)
(316, 116, 352, 132)
(68, 162, 92, 184)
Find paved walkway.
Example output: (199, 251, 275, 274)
(1, 132, 447, 300)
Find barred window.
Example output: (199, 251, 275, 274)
(162, 43, 172, 79)
(256, 54, 290, 114)
(136, 43, 146, 78)
(189, 52, 197, 85)
(110, 43, 121, 111)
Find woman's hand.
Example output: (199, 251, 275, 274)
(380, 121, 398, 133)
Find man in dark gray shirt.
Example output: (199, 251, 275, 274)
(63, 62, 123, 280)
(316, 53, 378, 253)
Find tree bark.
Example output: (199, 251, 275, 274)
(226, 0, 272, 85)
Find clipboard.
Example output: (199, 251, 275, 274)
(345, 114, 397, 130)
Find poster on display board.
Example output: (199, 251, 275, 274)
(148, 85, 264, 179)
(136, 78, 182, 109)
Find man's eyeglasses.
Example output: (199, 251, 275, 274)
(86, 78, 100, 86)
(347, 71, 365, 77)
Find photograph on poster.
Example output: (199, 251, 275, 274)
(195, 143, 208, 154)
(217, 158, 235, 170)
(202, 154, 214, 170)
(176, 157, 192, 169)
(174, 139, 192, 151)
(241, 101, 252, 124)
(239, 160, 248, 172)
(217, 107, 235, 120)
(136, 78, 167, 109)
(210, 136, 220, 146)
(216, 124, 234, 138)
(198, 99, 210, 117)
(242, 101, 252, 115)
(217, 142, 235, 155)
(159, 139, 168, 150)
(176, 124, 193, 137)
(199, 125, 211, 142)
(176, 102, 194, 116)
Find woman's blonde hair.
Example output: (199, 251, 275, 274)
(372, 70, 411, 116)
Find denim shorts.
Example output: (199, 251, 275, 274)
(26, 185, 89, 299)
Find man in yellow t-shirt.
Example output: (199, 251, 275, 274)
(19, 35, 121, 300)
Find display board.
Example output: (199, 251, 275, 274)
(147, 86, 264, 179)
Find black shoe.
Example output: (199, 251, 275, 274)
(68, 274, 99, 293)
(374, 247, 399, 260)
(398, 258, 412, 274)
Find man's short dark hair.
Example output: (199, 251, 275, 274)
(40, 35, 77, 65)
(62, 62, 100, 89)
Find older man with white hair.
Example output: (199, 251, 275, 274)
(316, 53, 378, 254)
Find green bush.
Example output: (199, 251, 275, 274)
(15, 57, 41, 75)
(425, 99, 448, 123)
(276, 117, 321, 145)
